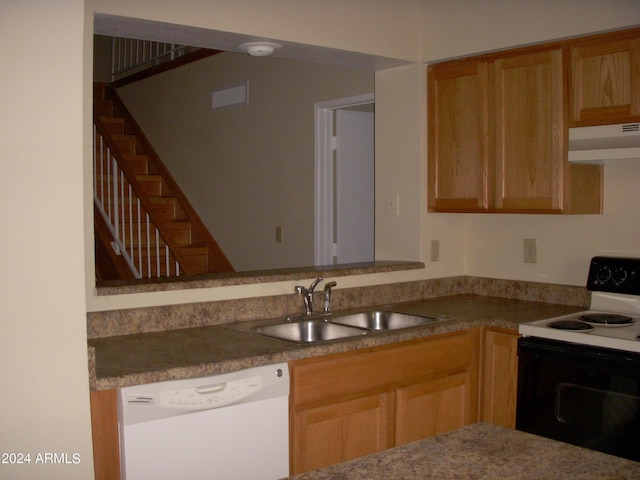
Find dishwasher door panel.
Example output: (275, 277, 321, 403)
(118, 363, 290, 480)
(121, 396, 288, 480)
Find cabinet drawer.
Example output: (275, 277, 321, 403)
(291, 330, 477, 408)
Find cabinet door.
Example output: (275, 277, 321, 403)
(292, 393, 392, 474)
(90, 389, 121, 480)
(480, 328, 519, 428)
(395, 372, 473, 445)
(428, 59, 491, 212)
(570, 33, 640, 126)
(494, 49, 565, 212)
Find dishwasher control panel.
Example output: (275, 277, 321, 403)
(157, 375, 262, 410)
(119, 363, 290, 425)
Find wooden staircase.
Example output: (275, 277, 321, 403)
(93, 83, 234, 279)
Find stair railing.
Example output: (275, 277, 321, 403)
(93, 123, 182, 278)
(111, 38, 193, 82)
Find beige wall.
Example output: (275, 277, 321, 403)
(420, 0, 640, 62)
(2, 1, 639, 478)
(117, 53, 373, 271)
(0, 1, 94, 479)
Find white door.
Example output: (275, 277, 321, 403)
(335, 109, 374, 263)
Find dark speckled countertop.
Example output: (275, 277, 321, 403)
(285, 423, 640, 479)
(89, 294, 584, 390)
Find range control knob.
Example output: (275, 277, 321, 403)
(596, 266, 612, 284)
(612, 267, 628, 285)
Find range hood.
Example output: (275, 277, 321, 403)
(568, 123, 640, 164)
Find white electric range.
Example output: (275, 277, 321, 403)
(516, 256, 640, 462)
(519, 256, 640, 353)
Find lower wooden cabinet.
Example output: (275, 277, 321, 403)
(90, 389, 120, 480)
(395, 371, 474, 445)
(480, 327, 519, 428)
(293, 392, 392, 473)
(289, 330, 481, 475)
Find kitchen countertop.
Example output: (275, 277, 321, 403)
(89, 294, 584, 390)
(284, 422, 640, 479)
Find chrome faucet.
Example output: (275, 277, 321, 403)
(323, 281, 337, 314)
(294, 276, 323, 316)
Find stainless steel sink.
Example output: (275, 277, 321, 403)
(253, 319, 368, 344)
(330, 310, 451, 331)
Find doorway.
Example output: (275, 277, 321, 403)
(314, 94, 375, 266)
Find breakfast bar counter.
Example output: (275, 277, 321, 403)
(285, 423, 640, 480)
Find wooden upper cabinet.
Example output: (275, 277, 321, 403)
(570, 29, 640, 126)
(428, 59, 491, 212)
(494, 49, 564, 212)
(428, 34, 609, 214)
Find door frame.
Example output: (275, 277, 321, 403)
(314, 93, 375, 266)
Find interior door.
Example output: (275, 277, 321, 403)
(335, 109, 374, 263)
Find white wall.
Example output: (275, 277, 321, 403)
(0, 1, 94, 479)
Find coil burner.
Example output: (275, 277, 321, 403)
(579, 313, 634, 327)
(547, 320, 594, 331)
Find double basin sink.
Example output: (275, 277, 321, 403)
(252, 310, 452, 344)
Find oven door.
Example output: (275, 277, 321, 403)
(516, 337, 640, 461)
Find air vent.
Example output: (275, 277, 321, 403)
(622, 123, 640, 133)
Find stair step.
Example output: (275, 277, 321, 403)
(122, 154, 150, 175)
(100, 116, 124, 135)
(149, 196, 185, 221)
(163, 221, 193, 245)
(136, 175, 170, 197)
(111, 221, 193, 249)
(112, 134, 138, 154)
(115, 225, 166, 247)
(179, 246, 210, 273)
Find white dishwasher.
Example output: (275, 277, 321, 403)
(118, 363, 290, 480)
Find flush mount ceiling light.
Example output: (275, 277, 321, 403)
(238, 41, 282, 57)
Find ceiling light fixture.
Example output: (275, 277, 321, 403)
(238, 41, 282, 57)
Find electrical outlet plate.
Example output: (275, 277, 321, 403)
(431, 240, 440, 262)
(523, 238, 537, 263)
